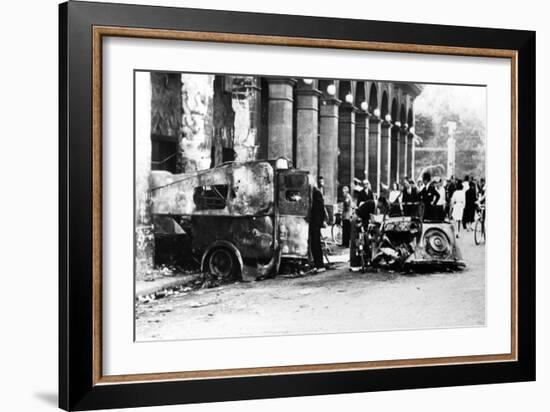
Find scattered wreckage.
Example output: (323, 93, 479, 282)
(150, 157, 464, 280)
(351, 203, 465, 272)
(150, 157, 311, 281)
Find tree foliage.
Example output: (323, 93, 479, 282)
(414, 86, 486, 180)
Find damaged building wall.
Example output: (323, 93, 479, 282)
(212, 76, 235, 166)
(180, 73, 214, 172)
(150, 73, 182, 173)
(211, 76, 262, 166)
(138, 73, 423, 276)
(232, 77, 261, 162)
(138, 73, 269, 277)
(151, 73, 182, 140)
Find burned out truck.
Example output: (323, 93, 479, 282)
(150, 158, 311, 281)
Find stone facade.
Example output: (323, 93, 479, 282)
(135, 73, 422, 276)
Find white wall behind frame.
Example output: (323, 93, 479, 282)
(0, 1, 546, 412)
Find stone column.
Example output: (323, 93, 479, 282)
(408, 134, 415, 179)
(380, 120, 391, 187)
(267, 78, 296, 160)
(338, 103, 356, 198)
(295, 87, 321, 180)
(319, 97, 341, 207)
(400, 128, 408, 179)
(368, 116, 381, 193)
(354, 112, 369, 182)
(391, 125, 400, 184)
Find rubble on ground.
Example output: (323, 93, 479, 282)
(137, 270, 235, 303)
(141, 264, 198, 282)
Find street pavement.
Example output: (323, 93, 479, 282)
(135, 230, 485, 341)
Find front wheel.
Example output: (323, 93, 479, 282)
(207, 247, 239, 281)
(474, 219, 485, 245)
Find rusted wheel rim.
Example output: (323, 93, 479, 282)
(425, 229, 451, 257)
(209, 248, 234, 279)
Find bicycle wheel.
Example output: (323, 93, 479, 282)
(332, 223, 343, 245)
(474, 219, 483, 245)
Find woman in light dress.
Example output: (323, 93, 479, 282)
(450, 179, 467, 238)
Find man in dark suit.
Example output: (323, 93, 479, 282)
(419, 171, 441, 221)
(356, 179, 374, 206)
(309, 182, 327, 272)
(401, 177, 419, 217)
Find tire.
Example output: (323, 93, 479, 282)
(474, 219, 484, 245)
(332, 223, 343, 245)
(423, 228, 452, 258)
(207, 247, 239, 281)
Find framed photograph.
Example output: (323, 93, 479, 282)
(59, 1, 535, 410)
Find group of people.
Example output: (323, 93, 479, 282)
(308, 173, 486, 271)
(441, 175, 486, 237)
(338, 173, 486, 244)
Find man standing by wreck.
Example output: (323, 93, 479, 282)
(356, 179, 374, 206)
(419, 171, 441, 221)
(309, 181, 327, 273)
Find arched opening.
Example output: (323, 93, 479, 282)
(391, 98, 398, 122)
(354, 82, 367, 181)
(390, 98, 399, 183)
(338, 80, 353, 103)
(318, 79, 337, 99)
(368, 83, 378, 113)
(355, 82, 366, 108)
(400, 104, 407, 125)
(406, 107, 414, 178)
(367, 83, 379, 187)
(337, 80, 354, 200)
(381, 91, 389, 119)
(297, 78, 318, 89)
(380, 91, 390, 186)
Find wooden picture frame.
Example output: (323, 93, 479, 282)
(59, 1, 535, 410)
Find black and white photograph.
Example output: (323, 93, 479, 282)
(0, 0, 542, 409)
(134, 72, 487, 341)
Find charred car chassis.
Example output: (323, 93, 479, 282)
(150, 158, 311, 281)
(351, 204, 465, 272)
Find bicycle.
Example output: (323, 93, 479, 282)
(474, 204, 486, 245)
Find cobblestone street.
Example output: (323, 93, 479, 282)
(136, 232, 485, 341)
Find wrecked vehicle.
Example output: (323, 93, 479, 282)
(150, 158, 311, 281)
(352, 203, 465, 272)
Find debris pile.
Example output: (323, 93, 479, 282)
(137, 270, 235, 304)
(142, 264, 197, 282)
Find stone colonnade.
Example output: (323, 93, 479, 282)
(265, 79, 421, 205)
(147, 74, 422, 209)
(136, 74, 422, 274)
